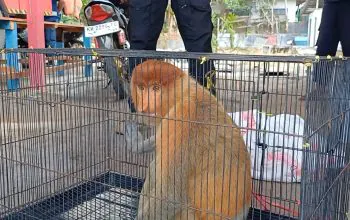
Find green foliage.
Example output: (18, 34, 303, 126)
(212, 12, 237, 50)
(211, 0, 249, 51)
(82, 0, 90, 7)
(221, 12, 237, 33)
(79, 0, 90, 24)
(224, 0, 249, 10)
(224, 0, 251, 16)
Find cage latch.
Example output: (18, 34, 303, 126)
(257, 142, 269, 150)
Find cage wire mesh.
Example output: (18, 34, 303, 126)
(0, 48, 348, 220)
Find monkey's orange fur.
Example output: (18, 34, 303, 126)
(131, 60, 252, 220)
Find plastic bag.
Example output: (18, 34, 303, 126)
(228, 110, 304, 183)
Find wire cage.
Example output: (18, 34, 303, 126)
(0, 49, 349, 220)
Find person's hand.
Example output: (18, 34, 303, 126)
(58, 0, 83, 20)
(124, 120, 156, 154)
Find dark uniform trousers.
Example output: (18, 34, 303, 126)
(127, 0, 216, 94)
(316, 0, 350, 57)
(310, 2, 350, 210)
(313, 0, 350, 85)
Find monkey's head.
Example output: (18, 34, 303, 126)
(130, 59, 185, 117)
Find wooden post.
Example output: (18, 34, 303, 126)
(27, 0, 46, 90)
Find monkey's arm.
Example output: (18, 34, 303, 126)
(154, 109, 193, 219)
(124, 121, 156, 153)
(137, 115, 191, 220)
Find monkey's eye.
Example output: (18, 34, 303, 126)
(152, 83, 160, 91)
(138, 85, 145, 91)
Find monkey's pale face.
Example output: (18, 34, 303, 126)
(130, 59, 182, 117)
(135, 82, 166, 116)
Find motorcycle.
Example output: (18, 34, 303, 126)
(84, 0, 156, 153)
(83, 0, 130, 100)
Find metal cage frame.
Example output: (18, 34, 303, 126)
(0, 48, 349, 220)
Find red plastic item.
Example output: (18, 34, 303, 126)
(90, 4, 113, 22)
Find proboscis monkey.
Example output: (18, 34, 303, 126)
(130, 60, 252, 220)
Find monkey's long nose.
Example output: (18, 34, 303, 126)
(140, 101, 149, 113)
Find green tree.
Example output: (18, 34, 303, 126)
(224, 0, 251, 15)
(211, 0, 250, 51)
(213, 12, 238, 49)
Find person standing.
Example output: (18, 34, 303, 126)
(316, 0, 350, 57)
(310, 3, 350, 211)
(127, 0, 216, 96)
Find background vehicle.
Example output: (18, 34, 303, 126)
(84, 0, 130, 100)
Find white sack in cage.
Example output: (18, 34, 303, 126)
(228, 110, 304, 183)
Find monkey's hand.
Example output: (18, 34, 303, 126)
(125, 121, 156, 154)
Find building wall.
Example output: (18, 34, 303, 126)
(308, 8, 322, 47)
(274, 0, 298, 22)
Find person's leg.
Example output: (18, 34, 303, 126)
(128, 0, 167, 51)
(307, 2, 339, 124)
(338, 1, 350, 184)
(315, 4, 350, 216)
(299, 4, 339, 101)
(338, 1, 350, 57)
(313, 2, 340, 85)
(128, 0, 168, 73)
(127, 0, 168, 112)
(171, 0, 216, 95)
(316, 3, 339, 56)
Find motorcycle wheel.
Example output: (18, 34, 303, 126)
(95, 34, 129, 101)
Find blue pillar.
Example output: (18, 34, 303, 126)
(84, 34, 92, 77)
(56, 41, 65, 75)
(44, 0, 59, 49)
(0, 21, 20, 91)
(51, 0, 58, 12)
